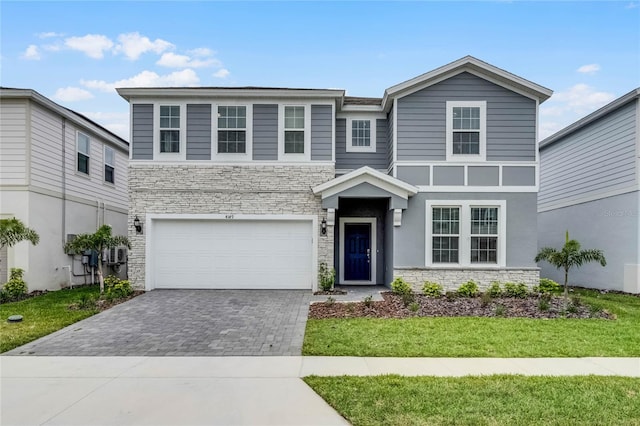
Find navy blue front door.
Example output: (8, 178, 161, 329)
(344, 223, 371, 281)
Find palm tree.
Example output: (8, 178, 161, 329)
(64, 225, 130, 294)
(0, 217, 39, 249)
(535, 231, 606, 301)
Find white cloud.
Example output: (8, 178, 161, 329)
(551, 84, 616, 109)
(213, 68, 230, 78)
(21, 45, 40, 60)
(52, 87, 94, 102)
(65, 34, 114, 59)
(115, 32, 173, 60)
(157, 52, 219, 68)
(82, 69, 200, 92)
(577, 63, 601, 74)
(188, 47, 214, 57)
(625, 2, 639, 9)
(37, 32, 63, 39)
(81, 111, 130, 140)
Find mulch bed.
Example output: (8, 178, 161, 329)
(309, 292, 615, 320)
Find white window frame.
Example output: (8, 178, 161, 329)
(445, 101, 487, 162)
(76, 131, 90, 175)
(278, 104, 311, 161)
(104, 145, 115, 184)
(213, 104, 252, 161)
(430, 206, 461, 264)
(346, 117, 376, 153)
(154, 104, 185, 160)
(425, 200, 506, 267)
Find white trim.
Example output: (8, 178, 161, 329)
(417, 185, 538, 193)
(212, 103, 253, 161)
(395, 160, 538, 166)
(339, 217, 377, 285)
(312, 166, 418, 198)
(119, 87, 345, 100)
(331, 103, 336, 163)
(445, 101, 487, 162)
(129, 160, 335, 167)
(425, 200, 507, 268)
(345, 117, 377, 153)
(278, 104, 311, 161)
(393, 209, 402, 227)
(392, 99, 398, 177)
(537, 186, 639, 213)
(145, 213, 318, 292)
(154, 103, 186, 161)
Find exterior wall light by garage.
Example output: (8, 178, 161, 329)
(321, 218, 327, 235)
(133, 216, 143, 234)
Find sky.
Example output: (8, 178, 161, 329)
(1, 1, 639, 142)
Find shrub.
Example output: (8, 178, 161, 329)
(422, 281, 443, 298)
(318, 262, 335, 292)
(363, 295, 373, 307)
(486, 281, 503, 298)
(325, 296, 335, 306)
(104, 275, 133, 299)
(408, 302, 419, 313)
(480, 292, 492, 308)
(456, 280, 479, 297)
(495, 304, 507, 317)
(538, 294, 551, 311)
(536, 278, 562, 294)
(391, 277, 412, 295)
(2, 268, 28, 301)
(503, 282, 529, 298)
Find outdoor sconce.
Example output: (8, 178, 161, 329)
(321, 218, 327, 235)
(133, 216, 143, 234)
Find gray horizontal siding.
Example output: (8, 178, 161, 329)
(397, 72, 536, 161)
(387, 108, 394, 171)
(311, 105, 332, 161)
(186, 104, 211, 160)
(132, 104, 153, 160)
(335, 118, 389, 170)
(253, 104, 278, 160)
(539, 101, 637, 209)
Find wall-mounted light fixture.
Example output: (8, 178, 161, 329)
(321, 218, 327, 235)
(133, 216, 143, 234)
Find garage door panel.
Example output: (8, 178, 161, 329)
(152, 219, 313, 289)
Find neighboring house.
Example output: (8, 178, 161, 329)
(117, 56, 552, 292)
(538, 88, 640, 294)
(0, 88, 129, 291)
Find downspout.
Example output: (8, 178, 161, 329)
(61, 118, 66, 246)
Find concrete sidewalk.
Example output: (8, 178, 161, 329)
(2, 356, 639, 426)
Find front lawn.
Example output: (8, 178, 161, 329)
(304, 375, 640, 426)
(0, 286, 100, 353)
(303, 289, 640, 357)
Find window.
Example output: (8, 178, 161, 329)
(159, 105, 180, 153)
(346, 118, 376, 153)
(77, 132, 90, 174)
(217, 106, 246, 153)
(446, 101, 486, 161)
(104, 146, 115, 184)
(432, 207, 459, 263)
(426, 200, 505, 267)
(284, 106, 305, 154)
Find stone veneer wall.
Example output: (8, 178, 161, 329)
(394, 268, 540, 292)
(128, 164, 335, 290)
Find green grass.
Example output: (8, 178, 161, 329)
(304, 375, 640, 426)
(303, 289, 640, 357)
(0, 286, 100, 353)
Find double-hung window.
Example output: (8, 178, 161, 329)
(77, 132, 90, 175)
(104, 146, 115, 184)
(346, 118, 376, 153)
(218, 106, 246, 154)
(284, 106, 305, 154)
(427, 200, 505, 267)
(159, 105, 180, 153)
(446, 101, 486, 161)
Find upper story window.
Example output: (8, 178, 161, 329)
(346, 118, 376, 153)
(159, 105, 180, 153)
(104, 146, 115, 184)
(284, 106, 305, 154)
(446, 101, 486, 161)
(77, 132, 90, 175)
(217, 106, 246, 154)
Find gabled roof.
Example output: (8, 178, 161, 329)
(381, 55, 553, 110)
(539, 87, 640, 150)
(312, 166, 418, 200)
(0, 87, 129, 150)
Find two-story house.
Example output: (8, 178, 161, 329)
(117, 56, 552, 292)
(0, 88, 129, 291)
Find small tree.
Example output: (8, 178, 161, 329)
(0, 217, 39, 250)
(64, 225, 130, 293)
(535, 231, 606, 302)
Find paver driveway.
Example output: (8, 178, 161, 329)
(5, 290, 312, 356)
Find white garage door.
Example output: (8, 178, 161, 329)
(152, 219, 313, 289)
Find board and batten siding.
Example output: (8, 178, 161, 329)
(311, 105, 332, 161)
(335, 118, 389, 170)
(29, 102, 128, 210)
(396, 72, 536, 161)
(539, 100, 638, 211)
(131, 104, 153, 160)
(186, 104, 212, 160)
(0, 99, 28, 185)
(253, 104, 278, 160)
